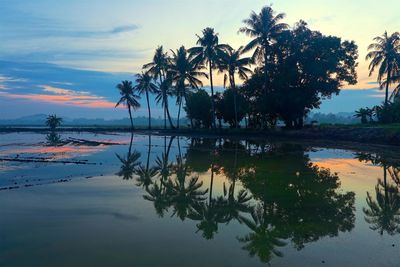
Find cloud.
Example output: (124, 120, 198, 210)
(42, 85, 90, 96)
(0, 85, 117, 109)
(110, 25, 139, 34)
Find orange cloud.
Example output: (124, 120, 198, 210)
(0, 85, 117, 109)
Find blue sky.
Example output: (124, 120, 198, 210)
(0, 0, 399, 119)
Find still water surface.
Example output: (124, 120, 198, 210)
(0, 132, 399, 266)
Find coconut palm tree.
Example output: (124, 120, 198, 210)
(169, 46, 208, 128)
(354, 108, 370, 124)
(45, 114, 63, 130)
(155, 75, 175, 129)
(143, 46, 170, 82)
(239, 6, 288, 93)
(189, 28, 229, 129)
(115, 80, 141, 130)
(366, 32, 400, 107)
(143, 46, 175, 129)
(218, 46, 253, 127)
(135, 72, 158, 129)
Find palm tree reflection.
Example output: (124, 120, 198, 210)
(115, 134, 141, 180)
(357, 153, 400, 235)
(238, 204, 286, 263)
(135, 135, 157, 188)
(134, 137, 357, 264)
(364, 168, 400, 235)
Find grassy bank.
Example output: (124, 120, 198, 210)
(1, 124, 400, 146)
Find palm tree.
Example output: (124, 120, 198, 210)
(239, 6, 288, 94)
(143, 46, 170, 82)
(366, 32, 400, 107)
(218, 46, 253, 127)
(155, 75, 175, 129)
(354, 108, 370, 124)
(189, 28, 229, 129)
(143, 46, 175, 129)
(169, 46, 208, 128)
(45, 114, 62, 130)
(115, 80, 141, 130)
(135, 72, 158, 129)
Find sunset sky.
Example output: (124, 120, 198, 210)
(1, 0, 399, 119)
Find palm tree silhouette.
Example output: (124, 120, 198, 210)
(366, 31, 400, 107)
(115, 80, 141, 130)
(155, 75, 175, 129)
(169, 46, 208, 128)
(189, 28, 229, 129)
(143, 46, 170, 82)
(354, 108, 371, 124)
(364, 167, 400, 235)
(135, 72, 158, 129)
(45, 114, 62, 130)
(218, 46, 253, 127)
(239, 6, 288, 95)
(238, 204, 286, 264)
(143, 46, 175, 129)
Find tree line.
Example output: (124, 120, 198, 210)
(116, 5, 361, 130)
(355, 32, 400, 124)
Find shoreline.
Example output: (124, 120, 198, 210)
(1, 125, 400, 147)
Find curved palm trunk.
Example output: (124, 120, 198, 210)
(177, 97, 182, 129)
(263, 45, 269, 129)
(165, 97, 175, 129)
(209, 61, 216, 129)
(128, 105, 134, 130)
(230, 73, 238, 128)
(385, 67, 391, 107)
(164, 108, 167, 129)
(183, 91, 193, 128)
(146, 90, 151, 130)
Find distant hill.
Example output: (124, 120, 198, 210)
(306, 112, 359, 124)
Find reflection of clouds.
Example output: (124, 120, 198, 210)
(0, 145, 106, 161)
(313, 157, 382, 193)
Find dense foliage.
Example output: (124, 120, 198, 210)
(115, 5, 359, 129)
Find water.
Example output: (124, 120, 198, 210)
(0, 132, 399, 267)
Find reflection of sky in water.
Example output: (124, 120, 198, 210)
(0, 133, 399, 267)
